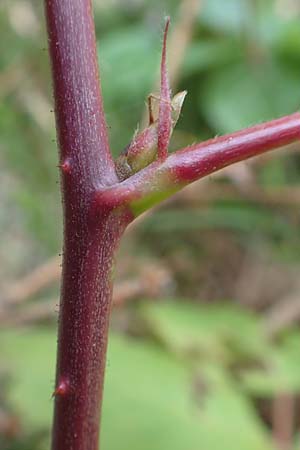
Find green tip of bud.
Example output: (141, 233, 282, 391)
(171, 90, 187, 125)
(115, 90, 187, 181)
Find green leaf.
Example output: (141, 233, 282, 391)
(141, 206, 296, 240)
(99, 25, 158, 107)
(0, 327, 272, 450)
(139, 301, 268, 364)
(201, 0, 251, 34)
(242, 330, 300, 396)
(102, 334, 203, 450)
(201, 62, 300, 133)
(182, 40, 242, 78)
(0, 328, 56, 430)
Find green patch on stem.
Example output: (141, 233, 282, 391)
(129, 185, 180, 217)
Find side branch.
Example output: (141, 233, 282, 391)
(45, 0, 117, 188)
(98, 112, 300, 215)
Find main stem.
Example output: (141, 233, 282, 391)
(45, 1, 126, 450)
(44, 2, 300, 449)
(52, 216, 126, 450)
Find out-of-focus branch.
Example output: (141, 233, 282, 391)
(272, 394, 295, 450)
(264, 290, 300, 339)
(0, 408, 20, 439)
(1, 256, 61, 308)
(0, 263, 172, 326)
(168, 0, 201, 88)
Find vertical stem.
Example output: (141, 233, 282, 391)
(52, 214, 127, 450)
(45, 0, 117, 188)
(272, 394, 294, 450)
(44, 1, 126, 449)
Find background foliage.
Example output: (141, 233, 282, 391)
(1, 0, 300, 449)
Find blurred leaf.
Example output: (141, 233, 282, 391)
(201, 0, 251, 34)
(98, 24, 160, 152)
(187, 364, 271, 450)
(0, 327, 272, 450)
(201, 62, 300, 133)
(103, 334, 204, 450)
(275, 20, 300, 65)
(258, 158, 287, 187)
(182, 39, 242, 78)
(99, 25, 158, 107)
(242, 330, 300, 396)
(0, 328, 55, 430)
(139, 301, 269, 364)
(140, 301, 300, 401)
(142, 205, 296, 241)
(14, 189, 61, 251)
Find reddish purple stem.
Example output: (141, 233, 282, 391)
(98, 113, 300, 211)
(45, 2, 127, 450)
(44, 1, 300, 449)
(157, 17, 172, 160)
(45, 0, 117, 189)
(169, 112, 300, 183)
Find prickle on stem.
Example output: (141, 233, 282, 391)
(52, 377, 70, 398)
(59, 159, 72, 174)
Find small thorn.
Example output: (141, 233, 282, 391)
(59, 159, 71, 174)
(52, 377, 70, 398)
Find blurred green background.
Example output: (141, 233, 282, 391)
(1, 0, 300, 449)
